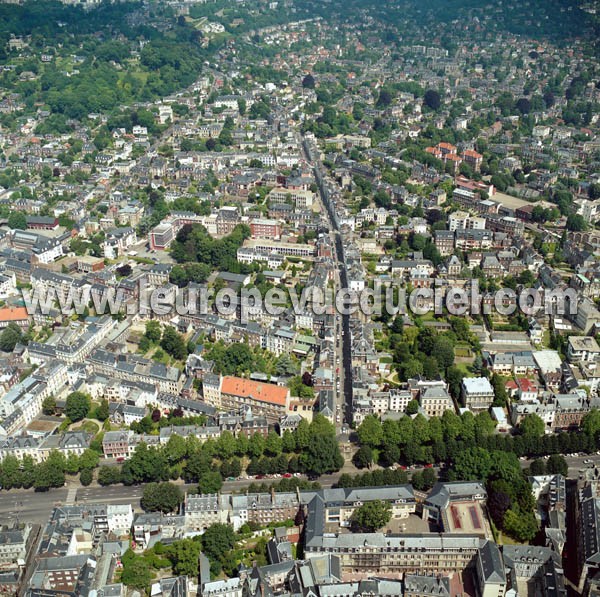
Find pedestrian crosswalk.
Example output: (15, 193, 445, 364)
(66, 487, 78, 505)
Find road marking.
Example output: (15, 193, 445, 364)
(66, 487, 78, 505)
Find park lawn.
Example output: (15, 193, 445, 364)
(454, 344, 473, 358)
(495, 531, 524, 546)
(453, 362, 473, 377)
(70, 419, 100, 435)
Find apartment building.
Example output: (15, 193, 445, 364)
(461, 377, 495, 411)
(184, 494, 230, 532)
(250, 218, 282, 240)
(149, 222, 176, 250)
(268, 187, 314, 209)
(420, 386, 455, 417)
(218, 376, 289, 422)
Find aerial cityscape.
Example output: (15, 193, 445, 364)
(0, 0, 598, 595)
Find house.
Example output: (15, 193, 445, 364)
(533, 350, 563, 390)
(102, 227, 137, 259)
(574, 298, 600, 333)
(215, 376, 289, 423)
(461, 377, 494, 411)
(184, 493, 229, 531)
(503, 545, 566, 597)
(0, 306, 29, 330)
(475, 541, 506, 597)
(420, 386, 455, 417)
(567, 336, 600, 364)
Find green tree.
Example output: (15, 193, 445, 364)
(79, 468, 93, 486)
(128, 443, 169, 483)
(432, 336, 455, 369)
(145, 320, 162, 343)
(216, 431, 237, 460)
(42, 395, 56, 415)
(184, 450, 212, 483)
(281, 430, 296, 453)
(7, 211, 27, 230)
(34, 460, 65, 491)
(503, 508, 538, 542)
(201, 524, 236, 576)
(0, 455, 22, 490)
(301, 434, 344, 475)
(566, 214, 586, 231)
(265, 430, 283, 456)
(422, 467, 438, 489)
(160, 326, 188, 360)
(353, 445, 373, 469)
(406, 400, 419, 415)
(95, 398, 110, 422)
(529, 459, 546, 476)
(295, 418, 310, 449)
(65, 391, 91, 422)
(491, 374, 509, 407)
(79, 448, 99, 470)
(164, 434, 187, 465)
(198, 471, 223, 494)
(98, 465, 122, 485)
(583, 409, 600, 437)
(546, 454, 568, 476)
(288, 375, 315, 399)
(166, 538, 201, 576)
(357, 415, 383, 448)
(0, 323, 22, 352)
(452, 447, 492, 481)
(249, 433, 266, 458)
(120, 551, 153, 589)
(141, 482, 183, 513)
(519, 414, 545, 438)
(350, 500, 392, 532)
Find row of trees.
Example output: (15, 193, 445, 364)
(98, 415, 344, 489)
(337, 466, 438, 492)
(356, 408, 600, 469)
(0, 447, 99, 492)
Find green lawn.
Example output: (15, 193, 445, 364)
(454, 345, 473, 358)
(70, 419, 100, 435)
(453, 362, 473, 377)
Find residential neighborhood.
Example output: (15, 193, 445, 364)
(0, 0, 598, 595)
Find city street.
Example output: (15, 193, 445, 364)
(0, 473, 346, 525)
(0, 453, 597, 526)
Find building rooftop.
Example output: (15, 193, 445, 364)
(221, 376, 288, 406)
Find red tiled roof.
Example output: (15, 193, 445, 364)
(0, 307, 29, 322)
(445, 153, 462, 162)
(517, 378, 537, 392)
(438, 142, 457, 152)
(221, 376, 288, 406)
(462, 149, 483, 159)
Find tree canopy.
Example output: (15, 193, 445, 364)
(350, 500, 392, 532)
(141, 482, 183, 513)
